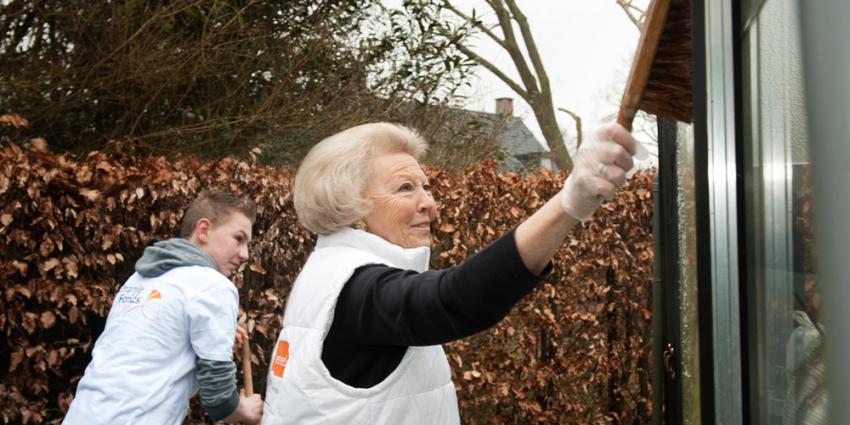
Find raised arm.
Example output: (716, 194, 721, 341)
(515, 123, 637, 274)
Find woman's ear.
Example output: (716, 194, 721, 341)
(193, 218, 212, 245)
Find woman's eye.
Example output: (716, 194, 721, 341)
(423, 184, 431, 192)
(398, 183, 414, 192)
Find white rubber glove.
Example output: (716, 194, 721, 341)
(561, 123, 639, 222)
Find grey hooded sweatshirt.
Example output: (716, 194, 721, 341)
(135, 238, 240, 421)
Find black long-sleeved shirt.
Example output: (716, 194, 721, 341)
(321, 229, 550, 388)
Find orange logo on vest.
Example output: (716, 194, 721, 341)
(271, 341, 290, 378)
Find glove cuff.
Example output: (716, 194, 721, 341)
(561, 175, 595, 222)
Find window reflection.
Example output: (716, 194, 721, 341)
(741, 0, 827, 423)
(785, 165, 826, 424)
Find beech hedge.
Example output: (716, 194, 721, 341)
(0, 140, 653, 424)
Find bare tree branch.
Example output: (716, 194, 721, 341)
(558, 107, 583, 149)
(616, 0, 646, 30)
(503, 0, 550, 95)
(485, 0, 539, 95)
(443, 2, 509, 51)
(440, 0, 573, 170)
(449, 38, 529, 99)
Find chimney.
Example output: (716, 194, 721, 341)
(495, 97, 513, 116)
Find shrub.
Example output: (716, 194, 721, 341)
(0, 140, 652, 424)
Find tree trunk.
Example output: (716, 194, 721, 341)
(530, 95, 573, 172)
(443, 0, 574, 172)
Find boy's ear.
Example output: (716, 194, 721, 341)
(194, 218, 212, 245)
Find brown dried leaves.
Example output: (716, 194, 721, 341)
(1, 143, 654, 424)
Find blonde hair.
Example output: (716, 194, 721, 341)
(294, 122, 428, 235)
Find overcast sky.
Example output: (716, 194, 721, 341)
(447, 0, 650, 152)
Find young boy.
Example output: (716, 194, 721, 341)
(63, 191, 263, 424)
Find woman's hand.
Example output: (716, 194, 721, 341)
(561, 123, 637, 222)
(514, 123, 639, 274)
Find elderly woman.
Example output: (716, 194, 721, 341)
(262, 122, 637, 424)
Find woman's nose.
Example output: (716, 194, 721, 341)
(418, 190, 437, 214)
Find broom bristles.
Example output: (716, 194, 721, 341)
(640, 0, 692, 124)
(618, 0, 692, 130)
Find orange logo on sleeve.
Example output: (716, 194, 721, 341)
(271, 341, 290, 378)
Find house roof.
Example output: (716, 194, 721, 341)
(448, 108, 548, 156)
(390, 98, 550, 170)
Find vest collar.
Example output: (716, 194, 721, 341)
(315, 227, 430, 272)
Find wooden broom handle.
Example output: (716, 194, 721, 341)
(617, 0, 672, 132)
(242, 333, 253, 395)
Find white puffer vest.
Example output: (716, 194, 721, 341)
(261, 228, 460, 425)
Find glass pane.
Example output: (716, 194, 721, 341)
(741, 0, 827, 424)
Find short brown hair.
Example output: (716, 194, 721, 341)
(180, 191, 257, 238)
